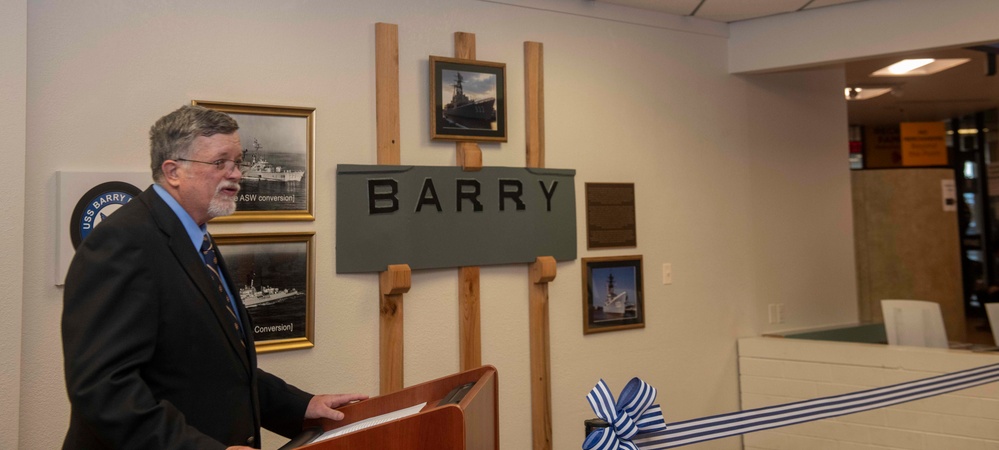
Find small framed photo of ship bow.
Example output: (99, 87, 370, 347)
(582, 255, 645, 334)
(213, 232, 315, 354)
(192, 100, 315, 222)
(430, 56, 507, 142)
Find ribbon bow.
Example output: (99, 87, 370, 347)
(583, 378, 667, 450)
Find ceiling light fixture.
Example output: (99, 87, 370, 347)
(949, 128, 990, 135)
(871, 58, 971, 77)
(886, 58, 934, 74)
(845, 86, 892, 101)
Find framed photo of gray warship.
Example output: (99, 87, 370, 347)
(581, 255, 645, 334)
(213, 232, 315, 353)
(192, 100, 315, 222)
(430, 56, 507, 142)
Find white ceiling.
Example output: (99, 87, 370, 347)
(593, 0, 866, 23)
(594, 0, 999, 127)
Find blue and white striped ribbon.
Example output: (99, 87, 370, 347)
(584, 378, 669, 450)
(586, 363, 999, 449)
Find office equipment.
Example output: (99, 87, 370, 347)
(881, 299, 949, 348)
(437, 382, 476, 407)
(282, 365, 498, 450)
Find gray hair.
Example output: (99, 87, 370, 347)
(149, 105, 239, 183)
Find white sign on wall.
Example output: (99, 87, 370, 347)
(941, 178, 957, 212)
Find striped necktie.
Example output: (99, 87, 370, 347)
(200, 234, 245, 346)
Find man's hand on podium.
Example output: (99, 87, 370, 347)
(306, 393, 370, 421)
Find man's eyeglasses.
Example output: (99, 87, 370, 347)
(176, 158, 250, 174)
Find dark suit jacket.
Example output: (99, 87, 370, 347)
(62, 187, 312, 449)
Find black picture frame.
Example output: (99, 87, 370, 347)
(582, 255, 645, 334)
(430, 56, 507, 142)
(214, 232, 315, 353)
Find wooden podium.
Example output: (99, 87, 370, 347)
(284, 365, 499, 450)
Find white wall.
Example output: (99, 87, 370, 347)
(744, 68, 859, 331)
(21, 1, 859, 449)
(1, 0, 26, 449)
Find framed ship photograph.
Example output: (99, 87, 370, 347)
(581, 255, 645, 334)
(213, 232, 315, 353)
(430, 56, 507, 142)
(193, 100, 315, 222)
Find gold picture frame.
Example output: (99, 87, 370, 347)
(192, 100, 315, 222)
(582, 255, 645, 334)
(213, 232, 315, 353)
(430, 56, 507, 142)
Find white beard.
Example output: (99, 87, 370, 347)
(207, 181, 239, 218)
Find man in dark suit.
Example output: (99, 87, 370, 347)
(62, 105, 366, 449)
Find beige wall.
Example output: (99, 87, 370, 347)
(13, 0, 991, 449)
(1, 0, 26, 449)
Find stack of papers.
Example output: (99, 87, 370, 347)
(309, 402, 428, 443)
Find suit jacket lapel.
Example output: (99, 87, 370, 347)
(142, 189, 252, 372)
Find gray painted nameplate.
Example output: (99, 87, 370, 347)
(336, 164, 576, 273)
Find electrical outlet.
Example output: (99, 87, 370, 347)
(662, 263, 672, 285)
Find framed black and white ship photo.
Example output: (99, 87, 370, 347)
(581, 255, 645, 334)
(193, 100, 315, 222)
(213, 232, 315, 353)
(430, 56, 507, 142)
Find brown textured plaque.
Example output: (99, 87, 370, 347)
(585, 183, 637, 249)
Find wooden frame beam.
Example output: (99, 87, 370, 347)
(455, 32, 484, 371)
(376, 23, 408, 394)
(525, 41, 553, 450)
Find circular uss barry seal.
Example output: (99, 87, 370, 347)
(70, 181, 142, 248)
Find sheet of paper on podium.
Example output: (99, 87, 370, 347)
(309, 402, 427, 444)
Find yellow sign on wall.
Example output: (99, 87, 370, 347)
(901, 122, 948, 166)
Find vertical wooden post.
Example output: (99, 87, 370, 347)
(525, 42, 545, 168)
(456, 142, 483, 172)
(529, 256, 556, 450)
(455, 32, 484, 371)
(525, 41, 554, 450)
(455, 32, 483, 172)
(379, 264, 411, 394)
(376, 23, 400, 165)
(375, 23, 407, 394)
(459, 266, 481, 369)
